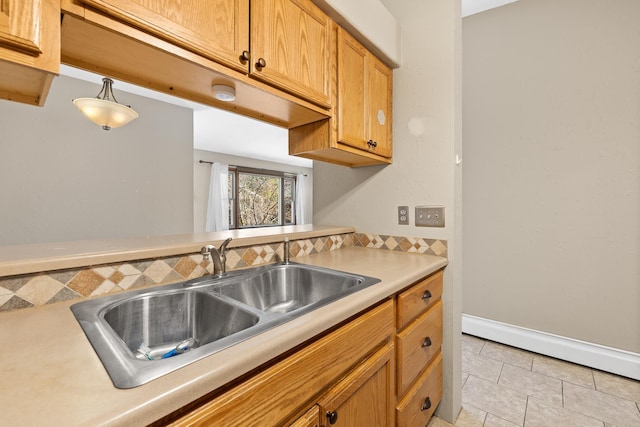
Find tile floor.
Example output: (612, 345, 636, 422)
(428, 334, 640, 427)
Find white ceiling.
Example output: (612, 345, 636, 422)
(462, 0, 520, 17)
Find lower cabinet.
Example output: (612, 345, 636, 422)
(159, 269, 444, 426)
(289, 405, 320, 427)
(316, 343, 393, 426)
(163, 300, 394, 426)
(395, 270, 444, 426)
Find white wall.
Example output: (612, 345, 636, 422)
(313, 0, 462, 421)
(194, 149, 313, 232)
(463, 0, 640, 353)
(0, 75, 194, 245)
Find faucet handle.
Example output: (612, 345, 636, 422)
(201, 245, 215, 256)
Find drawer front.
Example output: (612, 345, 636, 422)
(397, 270, 443, 329)
(396, 353, 443, 427)
(396, 301, 443, 396)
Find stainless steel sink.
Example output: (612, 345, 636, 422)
(103, 291, 259, 360)
(71, 262, 380, 388)
(216, 264, 367, 313)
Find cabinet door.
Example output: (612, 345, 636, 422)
(0, 0, 45, 56)
(337, 28, 392, 158)
(80, 0, 249, 72)
(0, 0, 59, 105)
(250, 0, 330, 108)
(336, 28, 367, 151)
(367, 55, 392, 157)
(317, 343, 393, 427)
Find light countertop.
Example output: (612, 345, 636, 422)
(0, 225, 355, 276)
(0, 247, 446, 426)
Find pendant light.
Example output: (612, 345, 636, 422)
(72, 77, 139, 130)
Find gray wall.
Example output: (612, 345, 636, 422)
(0, 75, 194, 245)
(463, 0, 640, 353)
(194, 149, 313, 231)
(313, 0, 462, 421)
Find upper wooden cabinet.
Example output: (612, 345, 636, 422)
(0, 0, 60, 105)
(337, 28, 392, 158)
(289, 26, 393, 167)
(78, 0, 249, 73)
(250, 0, 331, 108)
(75, 0, 330, 108)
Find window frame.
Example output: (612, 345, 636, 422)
(228, 166, 297, 230)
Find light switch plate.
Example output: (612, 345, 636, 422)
(415, 206, 445, 227)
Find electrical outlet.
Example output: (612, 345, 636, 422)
(398, 206, 409, 225)
(415, 206, 445, 227)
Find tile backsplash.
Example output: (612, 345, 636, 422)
(0, 232, 447, 312)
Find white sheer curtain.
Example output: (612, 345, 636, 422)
(205, 163, 229, 232)
(295, 173, 307, 225)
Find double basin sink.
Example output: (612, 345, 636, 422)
(71, 262, 380, 389)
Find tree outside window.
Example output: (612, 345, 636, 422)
(228, 167, 296, 229)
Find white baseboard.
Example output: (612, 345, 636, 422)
(462, 314, 640, 380)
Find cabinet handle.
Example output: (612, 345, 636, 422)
(422, 336, 432, 348)
(255, 57, 267, 70)
(240, 50, 250, 63)
(326, 411, 338, 425)
(421, 397, 432, 411)
(422, 290, 432, 300)
(367, 139, 377, 148)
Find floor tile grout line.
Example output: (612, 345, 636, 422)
(528, 395, 611, 426)
(496, 361, 505, 384)
(523, 395, 529, 427)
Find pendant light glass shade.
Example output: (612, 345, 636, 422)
(73, 78, 138, 130)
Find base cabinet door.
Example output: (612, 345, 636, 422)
(317, 343, 394, 427)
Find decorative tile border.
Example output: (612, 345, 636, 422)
(0, 232, 446, 313)
(0, 233, 354, 313)
(353, 233, 448, 257)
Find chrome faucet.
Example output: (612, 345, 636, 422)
(201, 237, 232, 277)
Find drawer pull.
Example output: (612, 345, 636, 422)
(422, 336, 432, 348)
(421, 397, 432, 411)
(422, 290, 432, 300)
(326, 411, 338, 425)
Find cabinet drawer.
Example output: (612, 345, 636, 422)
(396, 301, 443, 396)
(396, 270, 443, 329)
(396, 352, 443, 427)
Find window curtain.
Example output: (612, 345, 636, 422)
(206, 163, 229, 232)
(295, 173, 307, 225)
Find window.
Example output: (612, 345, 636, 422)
(228, 167, 297, 229)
